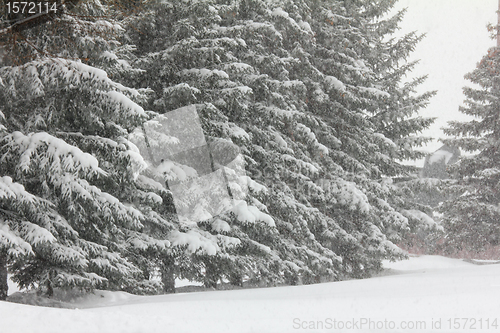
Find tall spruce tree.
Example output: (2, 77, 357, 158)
(440, 45, 500, 254)
(0, 0, 187, 297)
(0, 0, 267, 296)
(0, 0, 437, 297)
(125, 0, 435, 285)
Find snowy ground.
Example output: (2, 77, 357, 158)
(3, 255, 500, 332)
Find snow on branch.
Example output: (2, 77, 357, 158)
(102, 90, 147, 118)
(271, 7, 312, 35)
(80, 240, 108, 257)
(403, 209, 442, 231)
(230, 200, 275, 227)
(37, 58, 108, 85)
(324, 75, 346, 92)
(0, 176, 37, 204)
(126, 230, 170, 251)
(5, 131, 105, 177)
(53, 271, 107, 288)
(256, 104, 300, 119)
(329, 179, 371, 213)
(48, 172, 145, 229)
(0, 59, 147, 119)
(216, 234, 241, 250)
(282, 153, 320, 174)
(163, 83, 201, 96)
(18, 221, 56, 246)
(135, 175, 170, 195)
(296, 123, 330, 156)
(97, 190, 145, 229)
(169, 230, 219, 255)
(357, 86, 390, 98)
(372, 133, 397, 149)
(0, 222, 33, 256)
(50, 243, 88, 268)
(90, 251, 139, 276)
(223, 62, 254, 74)
(178, 68, 230, 80)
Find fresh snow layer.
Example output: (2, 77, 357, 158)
(3, 255, 500, 332)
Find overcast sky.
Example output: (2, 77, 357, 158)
(390, 0, 498, 165)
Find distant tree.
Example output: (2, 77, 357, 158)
(440, 45, 500, 254)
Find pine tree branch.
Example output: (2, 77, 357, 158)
(0, 207, 20, 220)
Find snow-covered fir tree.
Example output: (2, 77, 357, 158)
(0, 0, 438, 298)
(440, 45, 500, 254)
(124, 0, 436, 286)
(0, 0, 185, 297)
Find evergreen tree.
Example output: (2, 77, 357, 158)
(0, 0, 437, 298)
(440, 45, 500, 254)
(126, 0, 435, 285)
(0, 0, 180, 297)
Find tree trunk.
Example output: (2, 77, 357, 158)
(284, 270, 299, 286)
(0, 251, 8, 300)
(161, 256, 176, 294)
(229, 272, 243, 287)
(203, 261, 219, 289)
(46, 279, 53, 297)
